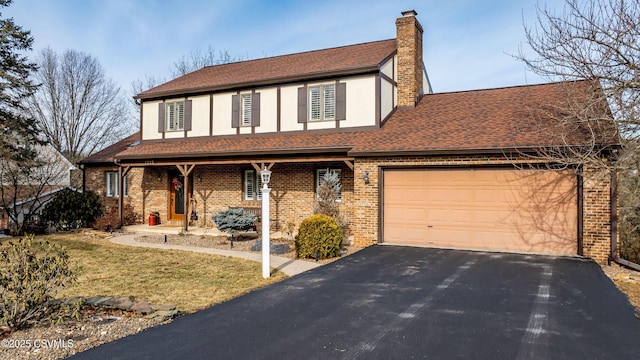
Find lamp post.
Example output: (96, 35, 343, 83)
(260, 166, 272, 278)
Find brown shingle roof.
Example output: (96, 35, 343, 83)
(137, 39, 397, 100)
(80, 132, 141, 165)
(351, 79, 618, 154)
(116, 81, 617, 161)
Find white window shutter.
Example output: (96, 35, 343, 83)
(245, 170, 255, 200)
(177, 102, 185, 130)
(241, 95, 252, 126)
(324, 85, 335, 119)
(256, 171, 263, 201)
(167, 103, 175, 131)
(309, 87, 321, 120)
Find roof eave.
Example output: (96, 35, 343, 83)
(115, 146, 354, 161)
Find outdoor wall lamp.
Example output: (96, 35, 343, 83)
(196, 174, 202, 183)
(363, 171, 369, 184)
(260, 166, 272, 186)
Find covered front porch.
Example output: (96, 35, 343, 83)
(115, 154, 356, 235)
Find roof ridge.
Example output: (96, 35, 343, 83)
(200, 38, 397, 71)
(429, 79, 591, 96)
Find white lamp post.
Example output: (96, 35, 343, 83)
(260, 166, 272, 278)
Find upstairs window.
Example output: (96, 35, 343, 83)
(241, 94, 252, 127)
(298, 82, 345, 123)
(309, 84, 335, 121)
(244, 169, 262, 201)
(106, 171, 128, 198)
(166, 101, 185, 131)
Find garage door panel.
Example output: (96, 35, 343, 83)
(383, 169, 577, 255)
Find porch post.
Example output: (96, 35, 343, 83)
(176, 164, 196, 232)
(118, 166, 131, 228)
(118, 166, 123, 227)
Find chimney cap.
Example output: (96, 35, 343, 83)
(401, 10, 418, 17)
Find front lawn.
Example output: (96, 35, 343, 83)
(4, 232, 287, 313)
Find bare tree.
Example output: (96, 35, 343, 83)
(171, 45, 243, 77)
(26, 48, 135, 163)
(517, 0, 640, 263)
(131, 45, 243, 107)
(0, 145, 71, 234)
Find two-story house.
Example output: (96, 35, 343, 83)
(82, 10, 617, 263)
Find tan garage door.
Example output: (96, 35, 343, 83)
(383, 169, 577, 255)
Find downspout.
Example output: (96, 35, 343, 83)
(610, 166, 640, 271)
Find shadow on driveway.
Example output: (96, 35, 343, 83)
(71, 246, 640, 359)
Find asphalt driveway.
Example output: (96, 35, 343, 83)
(72, 246, 640, 359)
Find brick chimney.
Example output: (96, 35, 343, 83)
(396, 10, 423, 108)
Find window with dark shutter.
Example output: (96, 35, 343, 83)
(298, 87, 307, 123)
(184, 100, 192, 131)
(251, 93, 260, 126)
(336, 82, 346, 120)
(231, 94, 240, 128)
(164, 101, 186, 131)
(158, 103, 165, 132)
(307, 84, 336, 121)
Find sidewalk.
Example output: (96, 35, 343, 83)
(110, 233, 321, 277)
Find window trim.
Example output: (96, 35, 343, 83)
(308, 84, 336, 122)
(105, 171, 128, 198)
(316, 168, 342, 202)
(165, 100, 185, 132)
(243, 169, 262, 201)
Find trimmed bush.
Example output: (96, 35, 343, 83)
(0, 234, 76, 330)
(41, 189, 102, 230)
(213, 208, 257, 236)
(295, 214, 343, 260)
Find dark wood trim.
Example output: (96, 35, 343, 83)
(577, 166, 584, 256)
(380, 107, 397, 126)
(118, 166, 124, 226)
(378, 166, 384, 244)
(132, 123, 378, 144)
(161, 100, 165, 140)
(209, 94, 214, 136)
(335, 80, 340, 129)
(139, 101, 144, 142)
(375, 75, 381, 128)
(343, 160, 354, 170)
(183, 96, 188, 138)
(379, 72, 396, 86)
(121, 155, 355, 168)
(277, 87, 281, 132)
(251, 89, 256, 134)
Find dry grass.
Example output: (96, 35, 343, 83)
(1, 232, 286, 313)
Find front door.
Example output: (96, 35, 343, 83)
(169, 172, 186, 221)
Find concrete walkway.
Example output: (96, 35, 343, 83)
(110, 233, 321, 276)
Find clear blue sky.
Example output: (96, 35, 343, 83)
(5, 0, 567, 96)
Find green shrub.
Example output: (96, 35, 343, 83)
(41, 189, 103, 230)
(0, 234, 76, 330)
(213, 208, 257, 236)
(295, 214, 343, 260)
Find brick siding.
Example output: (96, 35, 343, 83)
(352, 155, 612, 264)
